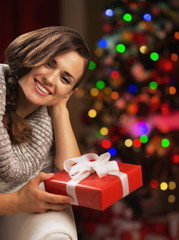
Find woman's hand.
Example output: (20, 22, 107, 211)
(14, 172, 73, 214)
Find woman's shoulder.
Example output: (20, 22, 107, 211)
(0, 64, 9, 71)
(0, 64, 9, 85)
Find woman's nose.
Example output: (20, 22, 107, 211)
(44, 70, 59, 85)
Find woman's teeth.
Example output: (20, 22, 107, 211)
(36, 81, 50, 94)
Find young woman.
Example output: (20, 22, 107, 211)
(0, 26, 90, 215)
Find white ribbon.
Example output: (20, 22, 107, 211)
(64, 152, 129, 206)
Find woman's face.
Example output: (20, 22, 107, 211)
(18, 51, 85, 107)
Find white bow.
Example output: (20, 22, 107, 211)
(64, 152, 119, 181)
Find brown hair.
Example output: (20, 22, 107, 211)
(3, 26, 90, 144)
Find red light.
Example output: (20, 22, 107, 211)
(103, 24, 113, 32)
(172, 154, 179, 164)
(102, 140, 111, 149)
(161, 103, 169, 115)
(164, 61, 173, 71)
(133, 139, 141, 147)
(111, 71, 120, 79)
(150, 179, 159, 188)
(129, 2, 137, 9)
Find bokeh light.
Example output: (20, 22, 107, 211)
(169, 181, 176, 190)
(123, 13, 132, 22)
(102, 140, 111, 148)
(150, 179, 159, 188)
(160, 182, 168, 191)
(105, 9, 114, 17)
(143, 13, 152, 21)
(88, 61, 96, 70)
(168, 195, 176, 203)
(88, 109, 97, 118)
(108, 147, 117, 156)
(98, 39, 108, 48)
(129, 84, 137, 93)
(162, 138, 170, 148)
(124, 139, 133, 147)
(100, 127, 108, 136)
(150, 52, 159, 61)
(140, 135, 148, 143)
(96, 80, 105, 89)
(90, 88, 99, 97)
(116, 44, 126, 53)
(149, 81, 158, 90)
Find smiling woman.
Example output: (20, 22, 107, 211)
(16, 51, 85, 117)
(0, 26, 90, 239)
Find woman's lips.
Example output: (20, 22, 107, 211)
(34, 80, 52, 96)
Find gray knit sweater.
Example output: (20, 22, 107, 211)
(0, 64, 55, 193)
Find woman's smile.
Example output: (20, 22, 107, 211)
(34, 80, 52, 96)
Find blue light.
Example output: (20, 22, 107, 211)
(143, 13, 152, 21)
(129, 84, 137, 93)
(105, 9, 114, 17)
(98, 39, 108, 48)
(137, 122, 149, 135)
(108, 147, 117, 157)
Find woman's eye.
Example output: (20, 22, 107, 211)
(45, 62, 53, 68)
(61, 76, 70, 84)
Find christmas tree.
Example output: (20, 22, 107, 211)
(74, 0, 179, 239)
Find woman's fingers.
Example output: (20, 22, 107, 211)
(41, 191, 73, 204)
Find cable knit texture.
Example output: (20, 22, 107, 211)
(0, 64, 54, 193)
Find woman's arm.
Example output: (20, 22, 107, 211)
(49, 95, 81, 170)
(0, 172, 73, 215)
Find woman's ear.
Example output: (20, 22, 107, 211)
(65, 88, 78, 99)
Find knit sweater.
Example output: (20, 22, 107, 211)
(0, 64, 55, 193)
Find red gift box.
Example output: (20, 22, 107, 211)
(44, 153, 143, 211)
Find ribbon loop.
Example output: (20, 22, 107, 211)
(64, 152, 116, 180)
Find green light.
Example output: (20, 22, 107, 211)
(123, 13, 132, 22)
(116, 44, 126, 53)
(162, 139, 170, 148)
(88, 61, 96, 70)
(140, 135, 148, 144)
(149, 81, 158, 90)
(96, 80, 105, 89)
(150, 52, 159, 61)
(96, 131, 103, 138)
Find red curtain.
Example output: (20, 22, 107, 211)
(0, 0, 61, 62)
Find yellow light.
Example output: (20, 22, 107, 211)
(139, 45, 148, 54)
(160, 182, 168, 191)
(124, 139, 133, 147)
(104, 87, 112, 95)
(90, 88, 99, 97)
(95, 47, 104, 57)
(100, 127, 108, 136)
(168, 194, 176, 203)
(169, 181, 176, 190)
(88, 109, 97, 118)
